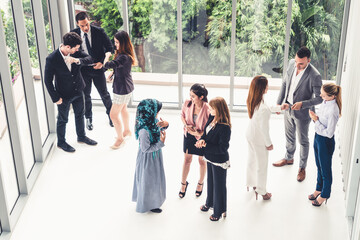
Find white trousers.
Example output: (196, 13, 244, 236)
(246, 140, 269, 195)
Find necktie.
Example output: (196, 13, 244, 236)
(84, 33, 93, 56)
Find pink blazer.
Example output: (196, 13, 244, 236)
(181, 100, 210, 140)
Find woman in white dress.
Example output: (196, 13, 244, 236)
(246, 76, 287, 200)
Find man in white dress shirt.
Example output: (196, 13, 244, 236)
(273, 46, 323, 182)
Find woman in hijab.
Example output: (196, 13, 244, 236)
(132, 99, 169, 213)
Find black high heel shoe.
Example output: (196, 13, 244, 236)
(200, 205, 210, 212)
(312, 198, 328, 207)
(195, 182, 204, 197)
(209, 212, 226, 221)
(308, 192, 321, 200)
(179, 181, 189, 199)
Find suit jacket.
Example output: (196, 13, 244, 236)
(246, 101, 281, 147)
(277, 59, 322, 120)
(201, 115, 231, 163)
(71, 25, 113, 64)
(103, 53, 134, 94)
(44, 48, 93, 102)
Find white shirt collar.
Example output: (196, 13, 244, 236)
(59, 44, 72, 71)
(324, 99, 336, 104)
(80, 27, 91, 38)
(294, 63, 309, 76)
(59, 44, 69, 59)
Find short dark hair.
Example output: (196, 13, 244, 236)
(75, 12, 89, 22)
(63, 32, 82, 48)
(296, 46, 311, 59)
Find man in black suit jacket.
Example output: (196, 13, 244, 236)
(71, 12, 114, 130)
(44, 32, 97, 152)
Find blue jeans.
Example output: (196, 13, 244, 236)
(57, 94, 86, 145)
(314, 133, 335, 198)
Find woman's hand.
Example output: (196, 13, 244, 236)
(157, 118, 169, 128)
(266, 144, 273, 151)
(281, 103, 289, 110)
(309, 110, 318, 122)
(187, 128, 203, 137)
(195, 139, 206, 148)
(160, 131, 166, 143)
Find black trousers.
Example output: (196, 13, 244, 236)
(82, 69, 112, 119)
(206, 162, 227, 218)
(57, 94, 86, 144)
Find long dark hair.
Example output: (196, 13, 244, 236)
(187, 83, 208, 107)
(247, 75, 268, 119)
(114, 30, 137, 66)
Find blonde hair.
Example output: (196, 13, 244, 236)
(209, 97, 231, 128)
(322, 83, 342, 116)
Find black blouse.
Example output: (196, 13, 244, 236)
(201, 115, 231, 163)
(104, 54, 134, 95)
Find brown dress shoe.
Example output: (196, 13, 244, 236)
(272, 159, 294, 167)
(297, 168, 306, 182)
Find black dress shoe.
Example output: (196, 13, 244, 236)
(86, 118, 93, 131)
(77, 136, 98, 145)
(57, 142, 76, 152)
(108, 115, 114, 127)
(150, 208, 162, 213)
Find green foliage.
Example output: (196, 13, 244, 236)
(90, 0, 124, 38)
(145, 0, 177, 52)
(130, 0, 153, 39)
(232, 0, 288, 77)
(77, 0, 344, 79)
(1, 9, 20, 80)
(290, 0, 344, 80)
(2, 0, 53, 82)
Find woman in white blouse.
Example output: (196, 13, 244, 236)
(246, 76, 287, 200)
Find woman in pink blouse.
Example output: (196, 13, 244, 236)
(179, 84, 210, 198)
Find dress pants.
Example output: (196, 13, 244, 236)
(82, 69, 112, 119)
(57, 94, 86, 144)
(314, 133, 335, 198)
(246, 140, 269, 195)
(284, 109, 311, 168)
(205, 162, 227, 218)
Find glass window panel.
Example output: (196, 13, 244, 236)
(42, 0, 53, 52)
(22, 0, 50, 145)
(289, 0, 345, 81)
(1, 2, 36, 176)
(234, 0, 288, 109)
(0, 77, 20, 214)
(182, 0, 231, 104)
(129, 0, 178, 103)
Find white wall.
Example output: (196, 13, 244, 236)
(339, 0, 360, 239)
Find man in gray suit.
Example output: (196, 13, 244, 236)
(273, 46, 322, 182)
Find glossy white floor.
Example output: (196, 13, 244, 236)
(10, 107, 349, 240)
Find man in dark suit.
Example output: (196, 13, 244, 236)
(273, 46, 323, 182)
(71, 12, 113, 130)
(44, 32, 97, 152)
